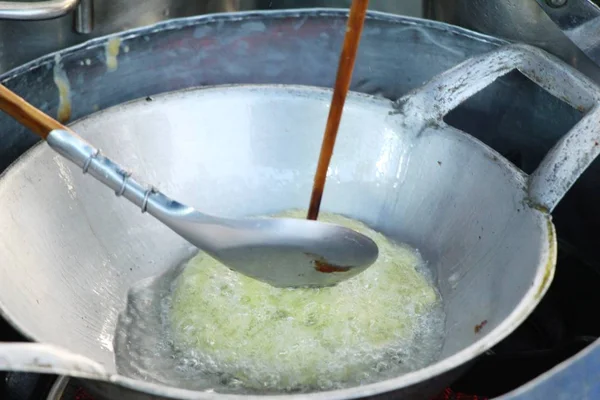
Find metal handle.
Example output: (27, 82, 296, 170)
(0, 342, 107, 379)
(45, 129, 191, 227)
(0, 0, 79, 20)
(74, 0, 93, 34)
(46, 129, 160, 213)
(396, 43, 600, 212)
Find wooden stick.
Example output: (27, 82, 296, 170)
(0, 84, 68, 139)
(306, 0, 370, 220)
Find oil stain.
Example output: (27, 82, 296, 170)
(105, 37, 122, 72)
(52, 54, 71, 123)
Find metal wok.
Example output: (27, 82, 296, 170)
(0, 42, 599, 399)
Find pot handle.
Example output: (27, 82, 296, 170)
(0, 342, 108, 380)
(396, 43, 600, 212)
(0, 0, 79, 20)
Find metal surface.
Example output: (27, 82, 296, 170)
(426, 0, 600, 82)
(73, 0, 93, 34)
(47, 375, 70, 400)
(0, 0, 78, 20)
(501, 337, 600, 399)
(0, 0, 419, 74)
(0, 0, 423, 77)
(49, 129, 380, 288)
(0, 43, 597, 399)
(0, 0, 260, 73)
(0, 9, 509, 174)
(535, 0, 600, 64)
(547, 0, 568, 7)
(427, 0, 563, 48)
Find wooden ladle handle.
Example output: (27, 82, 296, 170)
(0, 84, 68, 139)
(306, 0, 369, 220)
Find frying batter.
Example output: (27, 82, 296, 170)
(169, 210, 444, 392)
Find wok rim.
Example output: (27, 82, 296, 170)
(0, 83, 557, 399)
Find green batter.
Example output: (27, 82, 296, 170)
(169, 210, 441, 391)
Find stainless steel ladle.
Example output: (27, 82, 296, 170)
(0, 84, 379, 288)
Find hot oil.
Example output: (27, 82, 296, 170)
(114, 210, 446, 394)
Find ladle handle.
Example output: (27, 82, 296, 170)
(0, 84, 68, 139)
(0, 342, 107, 380)
(45, 129, 178, 217)
(397, 43, 600, 212)
(0, 84, 172, 217)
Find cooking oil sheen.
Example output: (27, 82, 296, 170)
(114, 210, 446, 394)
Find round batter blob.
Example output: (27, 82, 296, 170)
(169, 210, 443, 392)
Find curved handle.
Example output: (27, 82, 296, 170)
(397, 43, 600, 212)
(0, 0, 79, 20)
(0, 342, 107, 380)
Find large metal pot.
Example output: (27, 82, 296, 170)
(0, 16, 599, 399)
(0, 9, 597, 400)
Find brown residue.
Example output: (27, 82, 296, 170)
(314, 259, 351, 273)
(306, 0, 370, 220)
(474, 320, 488, 334)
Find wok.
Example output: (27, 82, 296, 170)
(0, 43, 598, 399)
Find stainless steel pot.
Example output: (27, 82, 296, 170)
(0, 38, 598, 399)
(0, 9, 597, 400)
